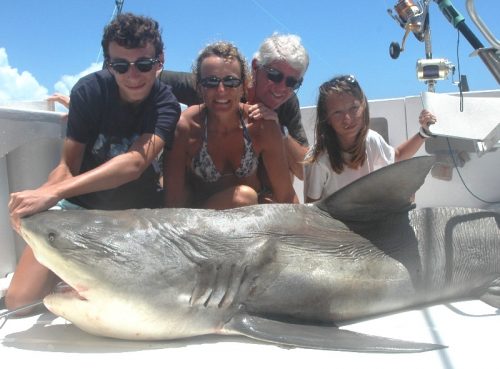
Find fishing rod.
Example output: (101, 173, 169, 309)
(387, 0, 500, 90)
(464, 0, 500, 84)
(0, 300, 44, 328)
(97, 0, 126, 66)
(387, 0, 454, 92)
(0, 281, 72, 326)
(115, 0, 124, 16)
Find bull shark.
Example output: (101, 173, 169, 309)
(18, 156, 500, 353)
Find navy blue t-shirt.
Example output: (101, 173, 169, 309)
(66, 69, 180, 210)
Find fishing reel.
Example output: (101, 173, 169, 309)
(416, 58, 455, 81)
(387, 0, 430, 59)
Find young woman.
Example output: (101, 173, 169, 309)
(163, 41, 298, 209)
(304, 75, 436, 202)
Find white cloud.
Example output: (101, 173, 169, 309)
(0, 48, 101, 106)
(0, 48, 48, 103)
(54, 62, 102, 95)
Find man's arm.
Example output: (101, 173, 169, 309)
(277, 95, 309, 180)
(283, 134, 308, 180)
(246, 95, 309, 180)
(159, 70, 201, 106)
(53, 133, 165, 198)
(259, 120, 298, 204)
(9, 134, 164, 231)
(163, 115, 192, 208)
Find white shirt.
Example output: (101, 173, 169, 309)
(304, 129, 395, 201)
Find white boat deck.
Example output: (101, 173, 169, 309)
(1, 301, 498, 369)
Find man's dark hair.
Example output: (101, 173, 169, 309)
(101, 13, 164, 60)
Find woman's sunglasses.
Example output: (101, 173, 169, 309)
(262, 66, 302, 90)
(330, 75, 358, 87)
(200, 76, 242, 88)
(107, 58, 160, 74)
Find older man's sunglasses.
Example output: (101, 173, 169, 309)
(107, 58, 160, 74)
(262, 66, 302, 90)
(200, 75, 242, 88)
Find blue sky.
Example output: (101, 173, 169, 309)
(0, 0, 498, 108)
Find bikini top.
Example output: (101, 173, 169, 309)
(190, 114, 259, 183)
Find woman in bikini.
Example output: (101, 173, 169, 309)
(163, 41, 298, 209)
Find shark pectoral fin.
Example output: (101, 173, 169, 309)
(317, 156, 436, 221)
(225, 313, 445, 353)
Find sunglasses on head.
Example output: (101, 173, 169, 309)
(262, 66, 302, 90)
(330, 75, 358, 87)
(107, 58, 160, 74)
(199, 75, 243, 89)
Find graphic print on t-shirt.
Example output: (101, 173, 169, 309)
(92, 133, 140, 161)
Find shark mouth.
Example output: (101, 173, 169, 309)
(51, 280, 88, 302)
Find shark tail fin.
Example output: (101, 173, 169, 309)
(225, 313, 445, 353)
(316, 156, 436, 222)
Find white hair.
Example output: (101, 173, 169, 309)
(253, 33, 309, 77)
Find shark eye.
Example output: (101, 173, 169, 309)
(48, 232, 56, 243)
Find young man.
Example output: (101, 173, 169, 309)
(160, 33, 310, 181)
(6, 13, 181, 313)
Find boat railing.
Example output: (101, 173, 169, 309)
(465, 0, 500, 83)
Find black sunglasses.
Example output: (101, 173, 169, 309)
(200, 75, 242, 89)
(262, 66, 302, 90)
(107, 58, 159, 74)
(330, 75, 358, 87)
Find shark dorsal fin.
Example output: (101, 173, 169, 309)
(316, 156, 436, 221)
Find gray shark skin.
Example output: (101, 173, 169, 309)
(19, 156, 500, 353)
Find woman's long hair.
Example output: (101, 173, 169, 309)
(307, 75, 370, 174)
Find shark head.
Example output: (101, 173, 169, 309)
(20, 209, 102, 299)
(19, 209, 217, 340)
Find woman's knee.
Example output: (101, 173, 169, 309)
(233, 185, 258, 207)
(202, 185, 258, 209)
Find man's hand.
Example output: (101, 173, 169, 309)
(248, 103, 279, 123)
(8, 189, 60, 233)
(47, 93, 70, 123)
(47, 93, 70, 109)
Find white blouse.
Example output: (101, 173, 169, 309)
(304, 129, 395, 201)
